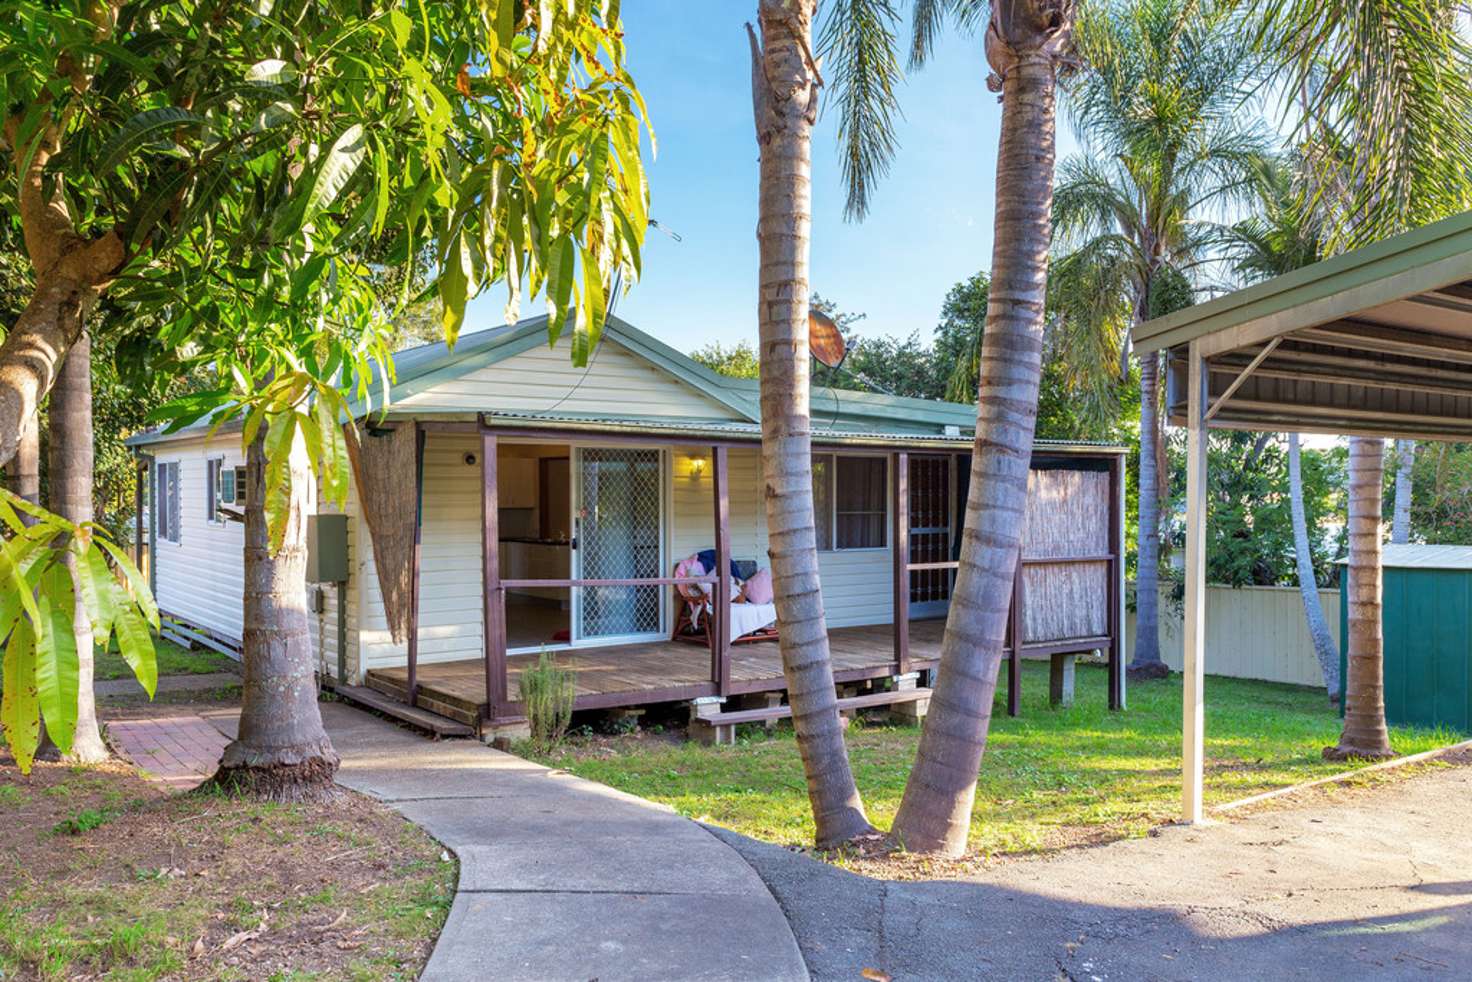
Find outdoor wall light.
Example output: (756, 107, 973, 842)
(688, 456, 707, 479)
(464, 452, 477, 466)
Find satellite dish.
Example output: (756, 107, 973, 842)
(809, 307, 847, 368)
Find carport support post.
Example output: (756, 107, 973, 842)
(1182, 341, 1208, 823)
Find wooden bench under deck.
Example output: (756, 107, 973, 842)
(689, 687, 933, 745)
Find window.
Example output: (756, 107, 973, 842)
(155, 461, 180, 543)
(812, 454, 887, 551)
(207, 459, 247, 522)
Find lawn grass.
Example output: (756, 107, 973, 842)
(94, 637, 237, 681)
(0, 756, 454, 981)
(524, 663, 1459, 858)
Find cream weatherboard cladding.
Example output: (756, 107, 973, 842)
(396, 333, 746, 421)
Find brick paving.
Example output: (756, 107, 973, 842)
(109, 715, 231, 790)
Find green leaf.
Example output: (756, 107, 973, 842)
(0, 535, 42, 631)
(263, 414, 298, 554)
(74, 546, 118, 650)
(305, 124, 368, 219)
(94, 538, 159, 630)
(1, 619, 40, 774)
(439, 232, 471, 348)
(314, 391, 350, 503)
(245, 58, 297, 85)
(372, 139, 391, 236)
(114, 605, 157, 700)
(96, 107, 204, 175)
(33, 565, 79, 756)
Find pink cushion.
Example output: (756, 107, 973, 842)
(743, 567, 774, 604)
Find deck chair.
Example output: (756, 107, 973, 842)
(671, 558, 778, 646)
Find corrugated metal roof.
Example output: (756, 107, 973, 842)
(1336, 543, 1472, 570)
(127, 313, 1127, 454)
(1134, 209, 1472, 355)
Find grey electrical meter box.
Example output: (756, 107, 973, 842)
(306, 514, 349, 583)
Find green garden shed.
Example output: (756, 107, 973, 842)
(1338, 544, 1472, 734)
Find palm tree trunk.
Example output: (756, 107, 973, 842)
(1325, 436, 1394, 761)
(749, 0, 873, 847)
(208, 424, 339, 801)
(1288, 432, 1339, 701)
(890, 46, 1061, 859)
(1128, 350, 1167, 677)
(48, 333, 107, 763)
(1391, 439, 1414, 544)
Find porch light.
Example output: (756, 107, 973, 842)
(688, 455, 707, 480)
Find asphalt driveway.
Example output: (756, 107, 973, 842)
(714, 751, 1472, 981)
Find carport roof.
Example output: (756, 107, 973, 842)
(1133, 210, 1472, 441)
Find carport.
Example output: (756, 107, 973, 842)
(1132, 210, 1472, 823)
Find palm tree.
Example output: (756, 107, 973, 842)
(1391, 440, 1414, 544)
(748, 0, 876, 847)
(209, 423, 340, 800)
(48, 333, 108, 763)
(1287, 432, 1339, 701)
(824, 0, 1074, 857)
(1224, 158, 1339, 701)
(1249, 0, 1472, 759)
(1048, 0, 1270, 680)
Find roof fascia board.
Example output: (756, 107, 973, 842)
(1136, 211, 1472, 355)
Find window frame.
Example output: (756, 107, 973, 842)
(156, 460, 181, 544)
(812, 452, 889, 553)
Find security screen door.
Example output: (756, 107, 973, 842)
(573, 447, 664, 641)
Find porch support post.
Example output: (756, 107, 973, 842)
(712, 445, 732, 696)
(133, 456, 147, 575)
(1007, 564, 1023, 717)
(1108, 453, 1126, 711)
(482, 427, 507, 718)
(892, 451, 910, 674)
(408, 423, 425, 707)
(1182, 341, 1208, 823)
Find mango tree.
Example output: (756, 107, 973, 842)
(0, 0, 650, 788)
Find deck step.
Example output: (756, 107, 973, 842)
(706, 687, 931, 727)
(362, 673, 484, 727)
(332, 684, 476, 738)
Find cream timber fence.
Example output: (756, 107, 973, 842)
(1124, 584, 1339, 689)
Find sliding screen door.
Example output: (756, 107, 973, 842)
(573, 447, 664, 641)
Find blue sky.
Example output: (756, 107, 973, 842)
(466, 2, 1081, 354)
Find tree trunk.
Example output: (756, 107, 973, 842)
(1391, 438, 1414, 545)
(1129, 351, 1167, 678)
(207, 424, 339, 801)
(1325, 436, 1395, 761)
(749, 1, 873, 847)
(0, 238, 122, 472)
(1288, 432, 1339, 701)
(5, 413, 39, 507)
(890, 45, 1062, 859)
(48, 333, 108, 763)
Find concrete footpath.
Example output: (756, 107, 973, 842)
(319, 703, 808, 982)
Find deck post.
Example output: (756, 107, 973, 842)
(1007, 561, 1023, 717)
(892, 451, 910, 674)
(1182, 342, 1208, 823)
(1108, 453, 1126, 711)
(712, 445, 732, 696)
(481, 427, 507, 719)
(408, 423, 425, 707)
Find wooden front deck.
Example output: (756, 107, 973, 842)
(366, 620, 946, 726)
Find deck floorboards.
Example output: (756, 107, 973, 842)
(366, 620, 946, 718)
